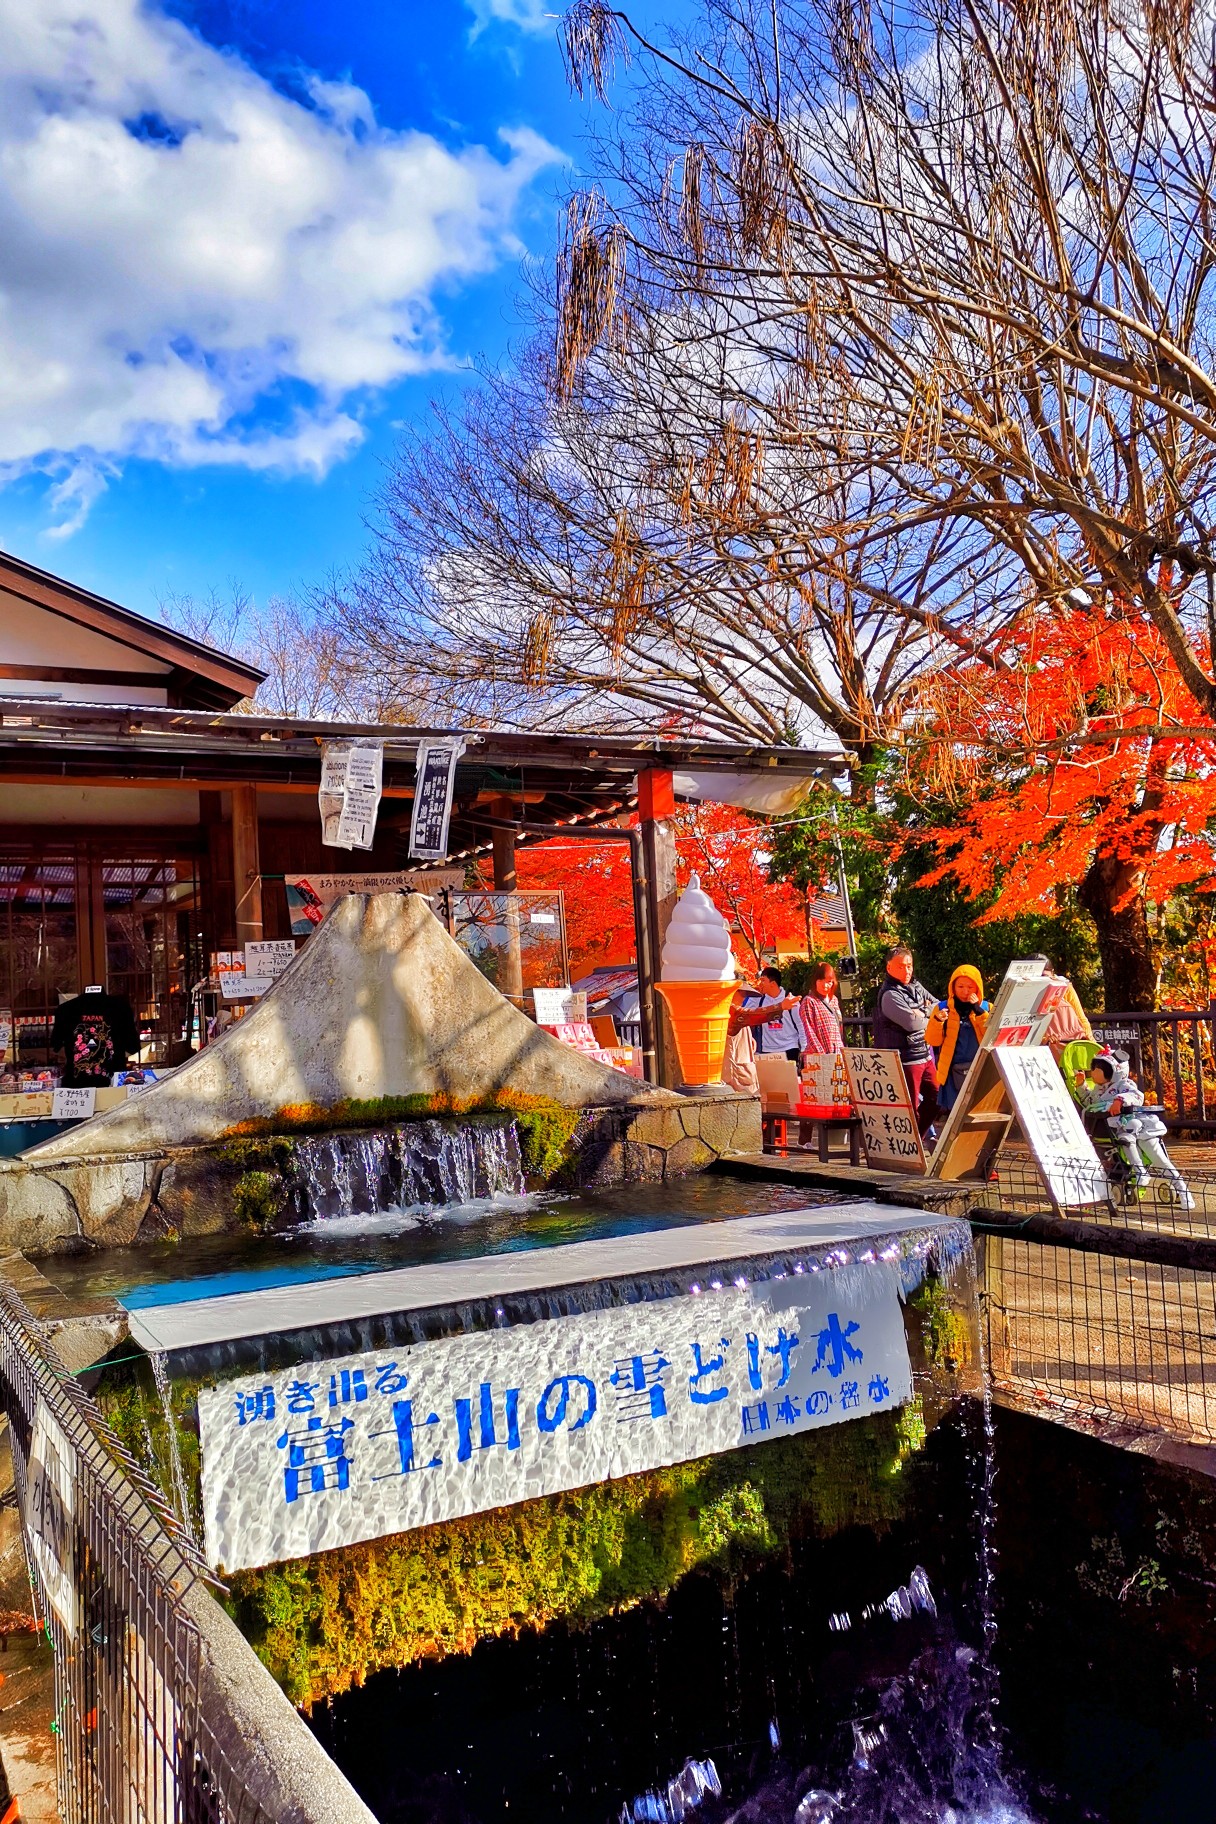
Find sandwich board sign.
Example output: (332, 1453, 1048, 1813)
(991, 1046, 1108, 1209)
(843, 1050, 926, 1174)
(928, 959, 1085, 1190)
(929, 1041, 1108, 1211)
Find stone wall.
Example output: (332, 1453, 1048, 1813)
(0, 1092, 761, 1255)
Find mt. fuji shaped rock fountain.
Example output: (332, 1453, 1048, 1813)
(0, 893, 760, 1253)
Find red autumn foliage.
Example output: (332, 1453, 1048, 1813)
(490, 803, 808, 977)
(908, 604, 1216, 918)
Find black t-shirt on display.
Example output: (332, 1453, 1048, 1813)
(51, 992, 140, 1087)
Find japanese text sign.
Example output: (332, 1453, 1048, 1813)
(992, 1045, 1108, 1208)
(285, 871, 463, 937)
(843, 1050, 926, 1173)
(244, 940, 296, 983)
(24, 1402, 78, 1636)
(408, 737, 466, 862)
(197, 1263, 913, 1573)
(51, 1086, 96, 1120)
(532, 988, 588, 1026)
(320, 740, 385, 851)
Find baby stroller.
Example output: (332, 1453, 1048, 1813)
(1079, 1051, 1195, 1210)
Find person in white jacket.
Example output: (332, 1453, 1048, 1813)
(1078, 1055, 1194, 1209)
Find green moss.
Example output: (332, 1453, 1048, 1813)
(94, 1361, 205, 1539)
(512, 1103, 581, 1178)
(226, 1406, 925, 1708)
(218, 1095, 584, 1186)
(220, 1091, 580, 1143)
(910, 1276, 973, 1373)
(232, 1171, 286, 1231)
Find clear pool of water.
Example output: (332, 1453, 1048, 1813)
(40, 1177, 849, 1310)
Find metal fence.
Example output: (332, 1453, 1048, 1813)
(1092, 1009, 1216, 1131)
(922, 1149, 1216, 1449)
(979, 1231, 1216, 1444)
(0, 1279, 374, 1824)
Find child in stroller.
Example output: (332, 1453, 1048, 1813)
(1076, 1053, 1194, 1210)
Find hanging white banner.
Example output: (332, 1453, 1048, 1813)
(409, 736, 466, 861)
(198, 1260, 912, 1573)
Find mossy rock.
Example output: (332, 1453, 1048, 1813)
(225, 1406, 926, 1708)
(910, 1275, 973, 1373)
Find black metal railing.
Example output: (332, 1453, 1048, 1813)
(1092, 1010, 1216, 1131)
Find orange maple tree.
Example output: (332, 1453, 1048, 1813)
(492, 803, 809, 977)
(906, 602, 1216, 1008)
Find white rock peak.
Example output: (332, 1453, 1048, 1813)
(661, 874, 736, 982)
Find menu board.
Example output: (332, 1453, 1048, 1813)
(843, 1050, 926, 1173)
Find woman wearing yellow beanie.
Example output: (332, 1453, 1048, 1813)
(926, 965, 990, 1113)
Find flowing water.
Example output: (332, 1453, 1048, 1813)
(310, 1396, 1216, 1824)
(282, 1118, 525, 1223)
(150, 1349, 199, 1548)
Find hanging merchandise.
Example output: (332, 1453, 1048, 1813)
(51, 989, 139, 1087)
(409, 736, 467, 861)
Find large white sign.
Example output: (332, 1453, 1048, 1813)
(992, 1045, 1109, 1207)
(24, 1403, 77, 1636)
(198, 1264, 913, 1573)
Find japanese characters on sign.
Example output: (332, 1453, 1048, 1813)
(992, 1044, 1108, 1207)
(51, 1085, 96, 1120)
(244, 940, 296, 988)
(843, 1050, 926, 1174)
(24, 1402, 77, 1636)
(319, 740, 385, 851)
(408, 737, 467, 862)
(198, 1265, 913, 1573)
(532, 988, 588, 1026)
(284, 871, 464, 938)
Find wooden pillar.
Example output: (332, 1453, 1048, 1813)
(231, 785, 263, 947)
(637, 769, 680, 1087)
(489, 797, 524, 1004)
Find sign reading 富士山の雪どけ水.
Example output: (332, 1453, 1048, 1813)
(197, 1264, 913, 1573)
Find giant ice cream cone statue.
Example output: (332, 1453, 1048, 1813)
(655, 875, 738, 1086)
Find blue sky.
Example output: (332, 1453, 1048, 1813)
(0, 0, 658, 619)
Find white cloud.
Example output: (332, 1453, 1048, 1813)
(467, 0, 556, 38)
(0, 0, 560, 532)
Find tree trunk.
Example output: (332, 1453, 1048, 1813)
(1077, 855, 1157, 1011)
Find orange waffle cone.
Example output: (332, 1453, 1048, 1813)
(655, 980, 739, 1086)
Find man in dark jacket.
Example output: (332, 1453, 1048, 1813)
(871, 945, 938, 1132)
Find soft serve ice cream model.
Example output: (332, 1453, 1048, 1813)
(655, 875, 739, 1086)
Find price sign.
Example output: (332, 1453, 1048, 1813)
(244, 940, 296, 982)
(51, 1086, 96, 1120)
(532, 988, 588, 1025)
(843, 1050, 926, 1173)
